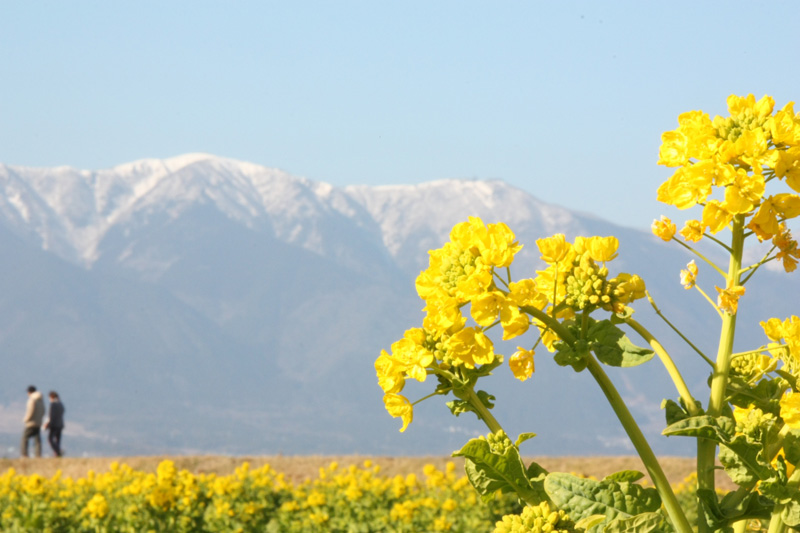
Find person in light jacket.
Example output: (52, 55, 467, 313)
(44, 391, 65, 457)
(21, 385, 45, 457)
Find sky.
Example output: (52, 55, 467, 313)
(1, 1, 799, 230)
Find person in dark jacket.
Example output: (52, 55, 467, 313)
(44, 391, 65, 457)
(21, 385, 45, 457)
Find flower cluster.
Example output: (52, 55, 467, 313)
(654, 94, 800, 272)
(0, 459, 522, 532)
(377, 216, 646, 432)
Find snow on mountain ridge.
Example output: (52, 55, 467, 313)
(0, 154, 597, 275)
(0, 155, 387, 267)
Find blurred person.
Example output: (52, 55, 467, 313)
(21, 385, 45, 457)
(44, 391, 65, 457)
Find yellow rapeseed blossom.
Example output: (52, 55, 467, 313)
(781, 392, 800, 428)
(652, 216, 677, 241)
(679, 219, 704, 242)
(84, 493, 109, 519)
(680, 260, 698, 289)
(383, 393, 413, 432)
(536, 234, 571, 264)
(509, 347, 535, 381)
(716, 284, 746, 315)
(446, 327, 495, 368)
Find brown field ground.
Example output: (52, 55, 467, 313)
(0, 454, 731, 490)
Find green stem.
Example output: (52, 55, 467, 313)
(671, 236, 728, 276)
(460, 386, 503, 434)
(697, 214, 745, 533)
(646, 291, 713, 366)
(625, 317, 701, 415)
(584, 355, 693, 533)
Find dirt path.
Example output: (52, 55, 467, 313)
(0, 454, 715, 488)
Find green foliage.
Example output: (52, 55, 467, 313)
(543, 472, 661, 529)
(453, 436, 548, 506)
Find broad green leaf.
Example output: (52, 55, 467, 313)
(718, 434, 773, 486)
(699, 487, 774, 530)
(662, 398, 704, 426)
(544, 472, 660, 523)
(526, 460, 549, 483)
(588, 319, 654, 368)
(726, 376, 784, 413)
(783, 430, 800, 466)
(574, 515, 607, 531)
(554, 339, 589, 372)
(662, 415, 735, 442)
(515, 432, 536, 447)
(603, 471, 645, 483)
(453, 438, 547, 504)
(603, 512, 668, 533)
(782, 498, 800, 527)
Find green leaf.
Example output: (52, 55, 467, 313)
(783, 430, 800, 466)
(588, 320, 654, 368)
(554, 339, 589, 372)
(782, 498, 800, 527)
(603, 471, 645, 483)
(453, 438, 547, 504)
(662, 414, 735, 442)
(574, 515, 607, 531)
(718, 434, 773, 486)
(543, 472, 661, 524)
(662, 398, 703, 426)
(515, 432, 536, 447)
(445, 390, 495, 420)
(603, 512, 669, 533)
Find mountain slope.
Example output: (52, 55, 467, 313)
(0, 154, 796, 457)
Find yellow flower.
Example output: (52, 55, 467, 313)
(680, 219, 704, 242)
(509, 347, 535, 381)
(780, 392, 800, 429)
(575, 236, 619, 262)
(390, 329, 434, 383)
(651, 216, 677, 241)
(716, 284, 745, 315)
(470, 291, 507, 328)
(536, 234, 571, 264)
(701, 200, 733, 234)
(657, 163, 714, 209)
(768, 101, 800, 146)
(507, 278, 547, 309)
(722, 167, 765, 214)
(383, 393, 413, 432)
(482, 221, 523, 268)
(773, 224, 800, 273)
(375, 350, 405, 393)
(421, 293, 466, 336)
(446, 327, 495, 368)
(727, 93, 775, 122)
(680, 260, 698, 289)
(658, 130, 689, 167)
(761, 317, 787, 342)
(84, 493, 109, 519)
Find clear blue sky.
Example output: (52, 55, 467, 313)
(1, 1, 798, 229)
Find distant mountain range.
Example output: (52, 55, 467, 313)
(0, 153, 796, 458)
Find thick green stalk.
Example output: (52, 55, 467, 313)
(697, 215, 745, 533)
(460, 386, 503, 434)
(523, 305, 691, 531)
(585, 355, 693, 533)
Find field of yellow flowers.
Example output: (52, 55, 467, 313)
(0, 455, 701, 532)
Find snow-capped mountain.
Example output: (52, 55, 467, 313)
(0, 154, 796, 457)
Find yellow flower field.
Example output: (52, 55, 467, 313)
(0, 458, 524, 532)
